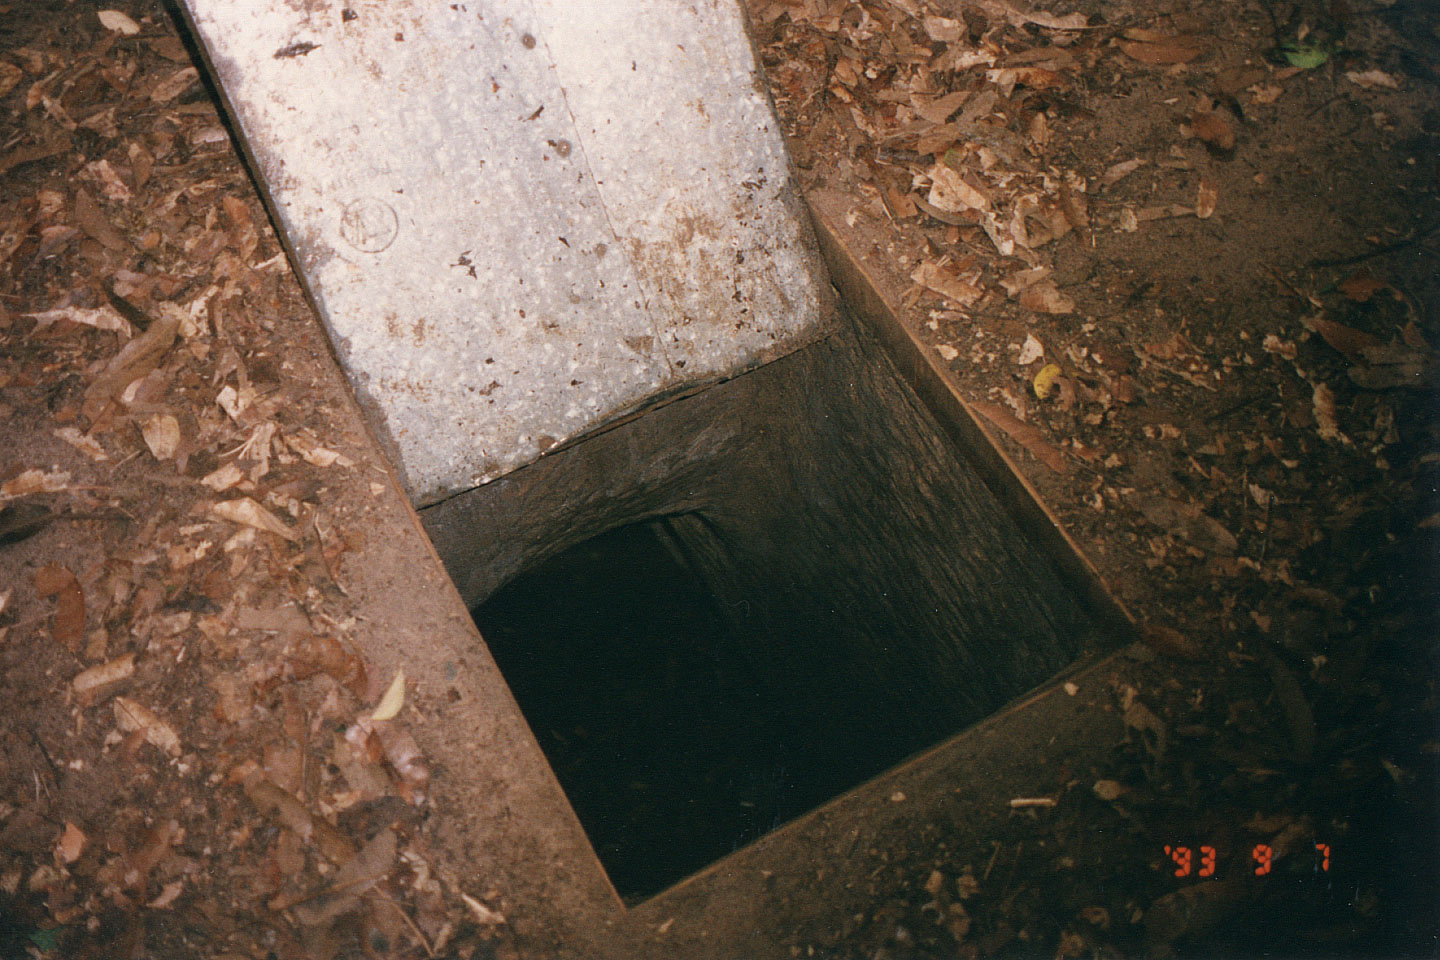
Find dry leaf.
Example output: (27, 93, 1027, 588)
(461, 893, 507, 926)
(1311, 383, 1349, 443)
(1137, 497, 1238, 554)
(150, 67, 199, 104)
(291, 828, 398, 927)
(113, 697, 182, 757)
(374, 722, 431, 804)
(200, 462, 245, 492)
(1, 468, 71, 498)
(1189, 111, 1234, 152)
(914, 89, 969, 124)
(287, 431, 354, 468)
(1138, 622, 1205, 660)
(1263, 333, 1298, 359)
(54, 427, 109, 462)
(1337, 269, 1386, 303)
(1349, 343, 1437, 391)
(1118, 38, 1203, 64)
(1018, 333, 1046, 365)
(1018, 281, 1076, 314)
(971, 401, 1070, 473)
(910, 260, 982, 307)
(212, 497, 299, 540)
(24, 304, 132, 336)
(81, 309, 180, 421)
(1123, 698, 1168, 757)
(1245, 82, 1282, 105)
(977, 0, 1087, 30)
(98, 10, 141, 34)
(370, 669, 407, 722)
(922, 14, 965, 41)
(1195, 178, 1219, 219)
(141, 414, 182, 461)
(73, 653, 135, 706)
(1402, 322, 1432, 351)
(1305, 315, 1379, 358)
(0, 62, 21, 99)
(55, 822, 86, 865)
(286, 634, 368, 697)
(148, 880, 184, 909)
(1102, 158, 1145, 186)
(927, 163, 989, 212)
(1093, 780, 1127, 801)
(985, 67, 1066, 96)
(35, 565, 85, 648)
(73, 188, 129, 251)
(84, 158, 132, 202)
(1345, 69, 1400, 91)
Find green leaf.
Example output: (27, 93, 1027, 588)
(1283, 44, 1329, 69)
(29, 927, 63, 952)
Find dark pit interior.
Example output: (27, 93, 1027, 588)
(422, 315, 1109, 902)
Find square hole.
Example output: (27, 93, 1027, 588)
(425, 321, 1105, 902)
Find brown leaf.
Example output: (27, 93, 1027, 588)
(125, 820, 178, 889)
(1017, 281, 1075, 315)
(970, 401, 1070, 474)
(1195, 178, 1219, 219)
(35, 565, 85, 648)
(1403, 321, 1432, 351)
(1337, 269, 1386, 303)
(81, 308, 181, 421)
(113, 697, 182, 756)
(286, 634, 368, 698)
(914, 89, 970, 124)
(1138, 622, 1206, 660)
(1213, 65, 1270, 97)
(1189, 111, 1234, 152)
(149, 66, 199, 104)
(0, 134, 69, 176)
(1306, 315, 1379, 359)
(244, 774, 362, 866)
(210, 673, 254, 724)
(985, 66, 1067, 92)
(211, 497, 298, 540)
(73, 188, 129, 251)
(883, 186, 918, 219)
(73, 653, 135, 706)
(1118, 38, 1203, 64)
(290, 828, 397, 928)
(1137, 497, 1238, 554)
(221, 195, 252, 227)
(374, 722, 431, 805)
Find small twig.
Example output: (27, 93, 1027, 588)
(982, 840, 1002, 882)
(368, 888, 435, 958)
(1310, 221, 1440, 269)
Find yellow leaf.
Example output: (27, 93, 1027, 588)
(370, 669, 406, 722)
(1033, 363, 1063, 399)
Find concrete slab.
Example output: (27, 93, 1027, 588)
(174, 0, 833, 505)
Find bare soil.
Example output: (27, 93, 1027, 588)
(0, 0, 1436, 957)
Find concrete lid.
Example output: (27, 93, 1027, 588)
(177, 0, 833, 506)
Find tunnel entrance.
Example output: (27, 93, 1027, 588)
(423, 315, 1107, 903)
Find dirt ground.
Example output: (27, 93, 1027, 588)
(1, 0, 1437, 957)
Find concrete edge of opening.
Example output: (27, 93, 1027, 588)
(804, 188, 1140, 641)
(606, 649, 1130, 958)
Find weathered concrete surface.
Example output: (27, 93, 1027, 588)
(174, 0, 833, 505)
